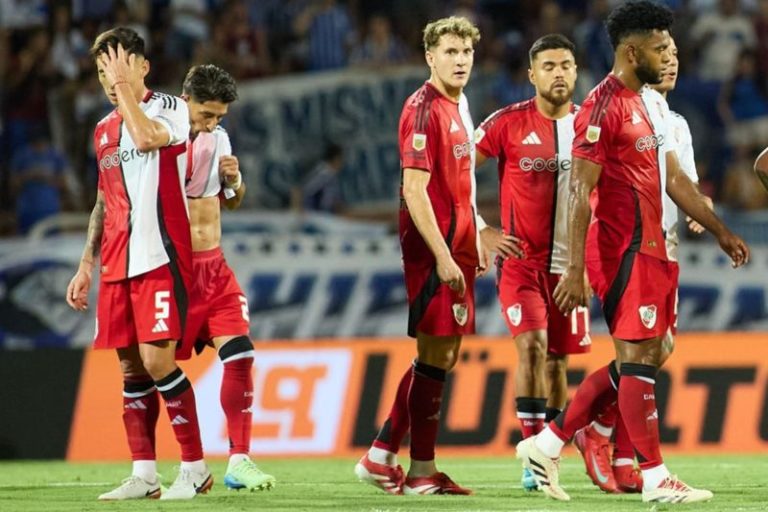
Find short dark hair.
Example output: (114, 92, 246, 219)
(90, 27, 145, 59)
(605, 1, 674, 49)
(529, 34, 576, 63)
(182, 64, 238, 104)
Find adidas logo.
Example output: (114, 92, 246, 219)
(124, 400, 147, 410)
(522, 131, 542, 145)
(151, 318, 169, 333)
(579, 335, 592, 346)
(450, 118, 460, 133)
(170, 415, 189, 426)
(647, 409, 659, 421)
(632, 111, 642, 125)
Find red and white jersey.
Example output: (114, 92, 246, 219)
(185, 126, 232, 198)
(398, 81, 478, 268)
(476, 98, 576, 274)
(94, 90, 192, 282)
(573, 75, 669, 264)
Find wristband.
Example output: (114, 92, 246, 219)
(224, 171, 242, 191)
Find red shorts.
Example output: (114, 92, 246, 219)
(404, 262, 475, 338)
(498, 263, 591, 356)
(588, 252, 675, 341)
(178, 247, 250, 360)
(93, 264, 189, 349)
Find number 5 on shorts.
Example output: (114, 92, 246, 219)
(155, 291, 170, 319)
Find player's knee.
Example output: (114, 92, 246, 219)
(140, 351, 177, 380)
(516, 333, 547, 370)
(546, 354, 567, 376)
(117, 348, 149, 378)
(218, 335, 254, 363)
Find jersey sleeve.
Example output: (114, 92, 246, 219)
(152, 96, 190, 146)
(674, 117, 698, 183)
(399, 104, 435, 173)
(571, 97, 614, 167)
(475, 112, 504, 159)
(216, 129, 232, 157)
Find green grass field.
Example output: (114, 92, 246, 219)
(0, 455, 766, 511)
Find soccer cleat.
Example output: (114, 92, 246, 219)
(521, 467, 539, 491)
(642, 475, 714, 504)
(159, 466, 213, 500)
(573, 426, 619, 493)
(515, 436, 570, 501)
(97, 475, 161, 500)
(614, 464, 643, 493)
(402, 472, 473, 495)
(354, 453, 405, 495)
(224, 459, 276, 491)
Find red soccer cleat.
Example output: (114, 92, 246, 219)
(403, 472, 473, 495)
(573, 425, 619, 493)
(614, 464, 643, 493)
(354, 453, 405, 495)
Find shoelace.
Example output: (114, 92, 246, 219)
(237, 460, 266, 476)
(663, 475, 690, 492)
(168, 468, 195, 489)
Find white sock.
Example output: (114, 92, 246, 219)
(368, 446, 397, 466)
(591, 421, 613, 438)
(132, 460, 157, 484)
(180, 459, 207, 474)
(641, 463, 670, 491)
(613, 457, 634, 467)
(534, 427, 565, 458)
(227, 453, 250, 473)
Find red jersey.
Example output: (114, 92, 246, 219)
(398, 81, 478, 268)
(572, 75, 668, 263)
(476, 98, 576, 274)
(94, 90, 192, 282)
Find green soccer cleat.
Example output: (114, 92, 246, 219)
(224, 459, 276, 491)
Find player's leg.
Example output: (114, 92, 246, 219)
(545, 354, 567, 423)
(130, 265, 211, 500)
(94, 281, 162, 501)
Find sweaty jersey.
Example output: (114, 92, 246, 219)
(185, 126, 232, 198)
(398, 81, 479, 268)
(572, 75, 669, 264)
(476, 98, 576, 274)
(643, 86, 699, 261)
(95, 90, 191, 282)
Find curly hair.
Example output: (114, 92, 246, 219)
(90, 27, 145, 59)
(529, 34, 576, 63)
(605, 1, 674, 49)
(423, 16, 480, 51)
(183, 64, 238, 104)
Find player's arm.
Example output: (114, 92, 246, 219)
(552, 157, 602, 313)
(402, 168, 465, 295)
(753, 146, 768, 193)
(66, 191, 105, 311)
(220, 155, 245, 210)
(666, 150, 749, 267)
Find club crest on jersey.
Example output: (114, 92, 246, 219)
(506, 303, 522, 327)
(453, 303, 468, 326)
(586, 125, 601, 143)
(412, 133, 427, 151)
(474, 127, 486, 144)
(639, 305, 657, 329)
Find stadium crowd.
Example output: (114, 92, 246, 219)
(1, 0, 768, 235)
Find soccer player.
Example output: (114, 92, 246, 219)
(516, 1, 749, 503)
(354, 16, 484, 496)
(474, 33, 591, 491)
(574, 37, 713, 495)
(179, 63, 276, 491)
(65, 28, 211, 500)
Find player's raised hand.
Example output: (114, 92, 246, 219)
(98, 43, 140, 90)
(66, 268, 92, 311)
(480, 226, 524, 259)
(437, 254, 466, 297)
(553, 267, 585, 314)
(717, 231, 750, 268)
(686, 195, 714, 234)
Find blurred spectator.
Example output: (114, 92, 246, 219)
(166, 0, 209, 61)
(722, 149, 768, 209)
(9, 128, 71, 234)
(293, 143, 345, 213)
(112, 0, 151, 53)
(350, 14, 408, 68)
(690, 0, 756, 81)
(717, 49, 768, 152)
(49, 2, 89, 82)
(574, 0, 614, 79)
(294, 0, 355, 71)
(219, 0, 272, 78)
(754, 0, 768, 76)
(0, 0, 48, 29)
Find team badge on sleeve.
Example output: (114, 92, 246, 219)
(474, 127, 486, 144)
(412, 133, 427, 151)
(586, 125, 601, 143)
(452, 303, 468, 326)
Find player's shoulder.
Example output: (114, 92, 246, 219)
(402, 82, 443, 130)
(584, 75, 624, 107)
(147, 90, 184, 111)
(95, 109, 119, 129)
(669, 109, 690, 127)
(213, 125, 229, 139)
(480, 98, 536, 127)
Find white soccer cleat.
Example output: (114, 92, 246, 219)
(159, 466, 213, 500)
(642, 475, 714, 504)
(97, 475, 161, 500)
(515, 436, 570, 501)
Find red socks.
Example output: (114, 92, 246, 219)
(155, 368, 203, 462)
(408, 361, 446, 461)
(122, 378, 160, 460)
(373, 364, 413, 453)
(516, 397, 547, 438)
(618, 363, 662, 469)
